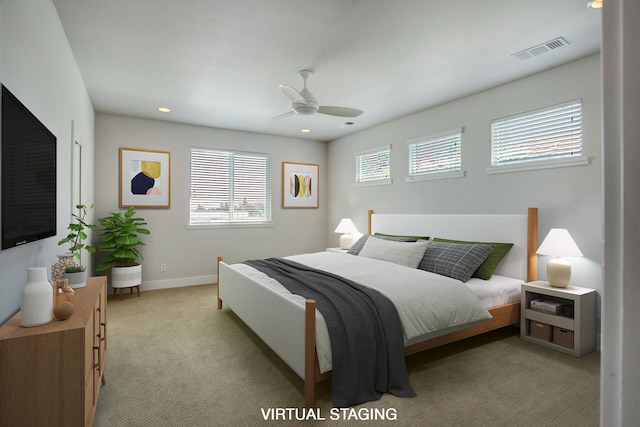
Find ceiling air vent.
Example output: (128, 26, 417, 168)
(512, 37, 570, 61)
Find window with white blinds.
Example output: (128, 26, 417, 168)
(490, 100, 583, 169)
(355, 145, 391, 185)
(407, 129, 462, 180)
(190, 147, 271, 225)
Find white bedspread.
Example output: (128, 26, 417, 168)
(465, 275, 523, 308)
(231, 252, 492, 373)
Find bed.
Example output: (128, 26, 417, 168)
(216, 208, 538, 407)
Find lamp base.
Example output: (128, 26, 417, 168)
(339, 234, 353, 250)
(547, 257, 571, 288)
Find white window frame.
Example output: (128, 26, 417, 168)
(188, 147, 272, 228)
(406, 128, 464, 182)
(355, 145, 392, 186)
(488, 99, 588, 174)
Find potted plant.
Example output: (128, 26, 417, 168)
(96, 206, 150, 290)
(57, 204, 99, 288)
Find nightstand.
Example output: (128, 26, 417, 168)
(521, 281, 596, 356)
(326, 247, 348, 253)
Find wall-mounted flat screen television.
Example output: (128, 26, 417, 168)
(2, 85, 57, 250)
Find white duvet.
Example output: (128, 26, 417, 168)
(231, 251, 492, 373)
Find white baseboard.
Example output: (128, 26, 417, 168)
(107, 274, 217, 293)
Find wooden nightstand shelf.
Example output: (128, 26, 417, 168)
(521, 281, 596, 356)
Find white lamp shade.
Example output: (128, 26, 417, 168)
(537, 228, 582, 287)
(334, 218, 359, 250)
(334, 218, 358, 234)
(536, 229, 583, 257)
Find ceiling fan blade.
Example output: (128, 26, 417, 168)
(318, 106, 363, 117)
(272, 110, 296, 120)
(279, 84, 305, 103)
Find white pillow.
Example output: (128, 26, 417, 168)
(358, 236, 429, 268)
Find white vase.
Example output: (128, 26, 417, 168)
(21, 267, 53, 327)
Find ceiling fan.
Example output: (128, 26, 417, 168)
(274, 69, 363, 119)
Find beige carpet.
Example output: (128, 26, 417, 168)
(94, 284, 600, 427)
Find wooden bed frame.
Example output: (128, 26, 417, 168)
(217, 208, 538, 407)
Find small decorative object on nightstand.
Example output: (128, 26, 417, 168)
(334, 218, 359, 250)
(521, 281, 596, 356)
(536, 228, 583, 288)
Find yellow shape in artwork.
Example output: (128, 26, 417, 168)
(297, 174, 306, 197)
(141, 161, 161, 179)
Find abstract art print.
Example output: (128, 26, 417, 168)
(282, 162, 319, 208)
(120, 147, 170, 208)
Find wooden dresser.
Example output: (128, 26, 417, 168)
(0, 276, 107, 427)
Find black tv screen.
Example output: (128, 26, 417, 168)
(2, 85, 57, 250)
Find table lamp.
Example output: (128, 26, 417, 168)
(536, 228, 583, 287)
(334, 218, 358, 250)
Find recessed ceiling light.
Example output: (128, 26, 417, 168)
(587, 0, 603, 9)
(158, 107, 171, 113)
(301, 129, 311, 133)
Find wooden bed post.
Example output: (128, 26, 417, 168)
(527, 208, 538, 282)
(217, 256, 223, 309)
(304, 299, 316, 408)
(367, 209, 373, 234)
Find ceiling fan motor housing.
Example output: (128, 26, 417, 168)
(293, 100, 318, 115)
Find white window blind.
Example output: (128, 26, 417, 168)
(407, 129, 462, 178)
(491, 100, 583, 167)
(355, 145, 391, 184)
(190, 147, 271, 225)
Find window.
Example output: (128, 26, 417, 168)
(190, 147, 271, 225)
(490, 100, 585, 172)
(355, 145, 391, 185)
(407, 128, 463, 181)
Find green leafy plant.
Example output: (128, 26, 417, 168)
(96, 206, 150, 271)
(58, 204, 99, 271)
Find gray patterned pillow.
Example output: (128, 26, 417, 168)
(418, 242, 494, 282)
(347, 234, 417, 255)
(358, 237, 429, 268)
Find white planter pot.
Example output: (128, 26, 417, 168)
(65, 270, 87, 288)
(111, 264, 142, 289)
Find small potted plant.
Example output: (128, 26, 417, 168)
(96, 206, 150, 290)
(57, 204, 99, 288)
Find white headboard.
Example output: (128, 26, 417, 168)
(369, 209, 538, 281)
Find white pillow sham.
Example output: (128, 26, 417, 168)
(358, 236, 429, 268)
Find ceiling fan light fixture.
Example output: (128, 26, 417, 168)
(293, 103, 317, 115)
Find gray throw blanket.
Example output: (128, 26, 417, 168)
(243, 258, 416, 407)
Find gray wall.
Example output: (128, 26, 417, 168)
(93, 114, 327, 291)
(327, 54, 602, 310)
(0, 0, 96, 324)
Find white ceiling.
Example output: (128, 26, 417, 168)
(52, 0, 601, 142)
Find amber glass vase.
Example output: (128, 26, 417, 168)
(54, 279, 76, 311)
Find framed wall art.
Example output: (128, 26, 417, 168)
(120, 147, 171, 208)
(282, 162, 319, 208)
